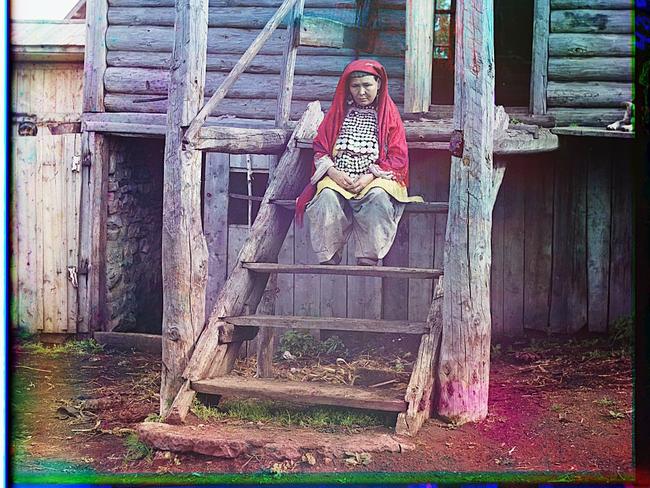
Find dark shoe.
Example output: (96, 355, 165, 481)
(356, 257, 378, 266)
(320, 250, 342, 265)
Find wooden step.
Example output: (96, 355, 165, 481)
(242, 262, 443, 279)
(270, 199, 449, 214)
(191, 376, 407, 413)
(222, 315, 429, 334)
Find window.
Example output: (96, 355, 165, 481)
(434, 0, 453, 60)
(431, 0, 455, 104)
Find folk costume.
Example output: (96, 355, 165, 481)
(295, 59, 422, 264)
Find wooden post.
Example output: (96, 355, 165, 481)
(82, 0, 108, 112)
(164, 102, 323, 423)
(404, 0, 434, 113)
(434, 0, 503, 424)
(160, 0, 210, 417)
(530, 0, 550, 114)
(78, 131, 109, 333)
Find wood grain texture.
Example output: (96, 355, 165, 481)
(243, 262, 442, 278)
(547, 107, 626, 127)
(530, 0, 550, 114)
(548, 57, 633, 82)
(550, 9, 632, 33)
(160, 0, 210, 417)
(83, 0, 109, 112)
(551, 0, 632, 8)
(109, 0, 406, 8)
(547, 81, 632, 108)
(548, 33, 632, 57)
(523, 158, 553, 332)
(191, 375, 407, 412)
(404, 0, 433, 112)
(275, 0, 304, 128)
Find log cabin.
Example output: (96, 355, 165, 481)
(11, 0, 635, 427)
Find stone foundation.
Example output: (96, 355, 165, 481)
(105, 138, 164, 333)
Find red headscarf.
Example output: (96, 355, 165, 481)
(295, 59, 409, 225)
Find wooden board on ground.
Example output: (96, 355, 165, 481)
(191, 375, 408, 412)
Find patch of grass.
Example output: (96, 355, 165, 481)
(593, 396, 616, 408)
(191, 398, 389, 431)
(123, 433, 153, 462)
(22, 339, 104, 356)
(605, 409, 626, 420)
(143, 413, 163, 423)
(277, 331, 348, 358)
(550, 403, 563, 413)
(610, 316, 633, 354)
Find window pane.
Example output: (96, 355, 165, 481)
(434, 14, 450, 46)
(436, 0, 452, 11)
(434, 46, 449, 59)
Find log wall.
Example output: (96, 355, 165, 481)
(103, 0, 406, 119)
(546, 0, 633, 126)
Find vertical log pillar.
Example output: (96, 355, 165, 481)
(435, 0, 503, 423)
(160, 0, 210, 416)
(404, 0, 434, 113)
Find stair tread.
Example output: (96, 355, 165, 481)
(242, 262, 442, 279)
(191, 375, 407, 412)
(270, 199, 449, 213)
(223, 315, 429, 334)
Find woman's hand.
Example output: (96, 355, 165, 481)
(349, 173, 375, 194)
(327, 167, 355, 192)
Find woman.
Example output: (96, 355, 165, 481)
(296, 59, 421, 266)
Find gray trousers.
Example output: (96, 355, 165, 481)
(305, 187, 405, 262)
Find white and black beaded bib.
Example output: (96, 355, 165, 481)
(333, 106, 379, 178)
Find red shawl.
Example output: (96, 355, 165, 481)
(295, 59, 409, 225)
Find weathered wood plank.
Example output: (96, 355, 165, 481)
(83, 0, 108, 111)
(586, 144, 611, 333)
(530, 0, 550, 114)
(551, 126, 634, 138)
(105, 25, 404, 56)
(548, 57, 633, 82)
(94, 331, 162, 354)
(243, 262, 442, 278)
(275, 0, 304, 128)
(547, 107, 626, 127)
(408, 158, 434, 321)
(106, 51, 406, 78)
(432, 154, 450, 303)
(166, 102, 323, 423)
(293, 188, 321, 327)
(346, 234, 382, 321)
(103, 68, 406, 103)
(78, 131, 109, 333)
(272, 198, 449, 213)
(551, 0, 632, 8)
(109, 0, 406, 8)
(549, 148, 588, 333)
(382, 217, 408, 320)
(276, 223, 295, 316)
(396, 277, 442, 436)
(550, 9, 632, 33)
(195, 126, 290, 153)
(608, 144, 632, 325)
(548, 33, 632, 56)
(523, 157, 553, 332)
(204, 153, 230, 320)
(191, 375, 407, 412)
(491, 172, 505, 337)
(223, 315, 429, 334)
(547, 81, 632, 108)
(107, 6, 405, 30)
(65, 134, 82, 333)
(403, 0, 433, 112)
(160, 0, 210, 417)
(501, 162, 525, 337)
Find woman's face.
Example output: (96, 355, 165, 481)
(348, 75, 381, 107)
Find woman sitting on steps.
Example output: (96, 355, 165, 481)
(295, 59, 422, 266)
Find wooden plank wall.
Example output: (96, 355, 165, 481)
(210, 140, 633, 340)
(103, 0, 406, 120)
(546, 0, 634, 126)
(11, 62, 84, 334)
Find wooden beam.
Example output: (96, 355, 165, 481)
(271, 199, 449, 213)
(77, 131, 109, 333)
(83, 0, 108, 112)
(548, 33, 632, 57)
(160, 0, 210, 417)
(297, 16, 370, 50)
(183, 0, 299, 144)
(242, 262, 443, 279)
(94, 331, 162, 355)
(530, 0, 550, 115)
(550, 9, 633, 34)
(195, 126, 290, 153)
(404, 0, 433, 113)
(191, 376, 408, 412)
(435, 0, 501, 424)
(275, 0, 305, 128)
(164, 101, 323, 424)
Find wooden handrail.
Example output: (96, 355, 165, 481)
(183, 0, 299, 145)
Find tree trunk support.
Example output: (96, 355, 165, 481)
(160, 0, 210, 417)
(434, 0, 504, 424)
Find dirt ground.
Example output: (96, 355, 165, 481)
(10, 335, 634, 483)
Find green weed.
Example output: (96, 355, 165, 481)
(143, 413, 163, 423)
(190, 399, 226, 421)
(278, 331, 348, 358)
(123, 433, 153, 462)
(550, 403, 563, 413)
(593, 397, 616, 408)
(610, 316, 633, 354)
(22, 339, 104, 356)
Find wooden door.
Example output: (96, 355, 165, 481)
(11, 62, 84, 335)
